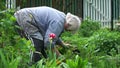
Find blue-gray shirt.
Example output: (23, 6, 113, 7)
(24, 6, 66, 48)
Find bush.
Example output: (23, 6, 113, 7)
(86, 29, 120, 56)
(0, 9, 120, 68)
(0, 10, 33, 68)
(62, 55, 88, 68)
(79, 19, 100, 37)
(90, 55, 119, 68)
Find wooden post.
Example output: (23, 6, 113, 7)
(111, 0, 114, 30)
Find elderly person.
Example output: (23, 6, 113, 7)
(14, 6, 81, 63)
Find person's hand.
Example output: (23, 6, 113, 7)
(62, 43, 73, 49)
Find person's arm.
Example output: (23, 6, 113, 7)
(56, 38, 68, 48)
(44, 20, 64, 48)
(56, 38, 72, 49)
(44, 20, 64, 57)
(56, 38, 64, 46)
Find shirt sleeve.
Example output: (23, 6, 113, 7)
(56, 38, 64, 46)
(44, 20, 64, 49)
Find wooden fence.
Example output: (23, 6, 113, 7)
(83, 0, 120, 28)
(2, 0, 120, 29)
(15, 0, 83, 17)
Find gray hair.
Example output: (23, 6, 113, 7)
(66, 13, 81, 32)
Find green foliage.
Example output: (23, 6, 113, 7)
(87, 29, 120, 56)
(0, 9, 120, 68)
(0, 10, 33, 68)
(64, 55, 88, 68)
(0, 0, 6, 10)
(0, 49, 21, 68)
(90, 55, 120, 68)
(62, 28, 120, 68)
(79, 19, 100, 37)
(0, 10, 17, 47)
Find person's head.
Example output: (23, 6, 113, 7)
(64, 13, 81, 33)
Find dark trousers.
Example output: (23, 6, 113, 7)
(15, 22, 47, 62)
(31, 38, 47, 62)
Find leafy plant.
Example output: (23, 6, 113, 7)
(0, 9, 120, 68)
(61, 55, 88, 68)
(87, 29, 120, 56)
(90, 55, 119, 68)
(79, 19, 100, 37)
(0, 49, 22, 68)
(0, 9, 33, 68)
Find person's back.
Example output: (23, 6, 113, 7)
(24, 6, 66, 32)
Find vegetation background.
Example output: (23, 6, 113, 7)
(0, 1, 120, 68)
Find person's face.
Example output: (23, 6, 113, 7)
(64, 23, 72, 31)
